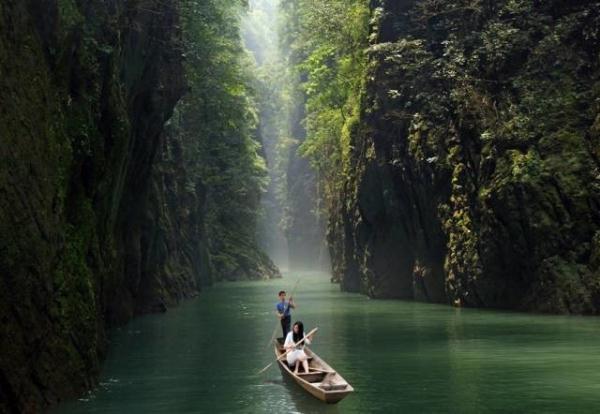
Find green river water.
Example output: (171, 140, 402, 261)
(55, 272, 600, 413)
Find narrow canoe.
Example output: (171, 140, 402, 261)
(274, 339, 354, 404)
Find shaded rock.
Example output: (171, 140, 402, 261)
(329, 0, 600, 314)
(0, 1, 200, 412)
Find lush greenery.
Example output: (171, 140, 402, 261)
(0, 1, 279, 411)
(2, 0, 600, 411)
(241, 0, 292, 265)
(271, 0, 600, 312)
(175, 0, 279, 280)
(278, 0, 370, 223)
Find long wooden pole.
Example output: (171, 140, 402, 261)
(257, 327, 318, 375)
(266, 277, 301, 348)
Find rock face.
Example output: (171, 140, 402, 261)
(0, 0, 188, 410)
(330, 0, 600, 313)
(0, 1, 207, 412)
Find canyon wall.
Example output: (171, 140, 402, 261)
(331, 0, 600, 313)
(0, 1, 277, 412)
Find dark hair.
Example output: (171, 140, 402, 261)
(278, 290, 286, 296)
(293, 321, 304, 344)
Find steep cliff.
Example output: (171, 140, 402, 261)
(0, 1, 190, 411)
(331, 0, 600, 312)
(0, 0, 277, 412)
(175, 0, 280, 282)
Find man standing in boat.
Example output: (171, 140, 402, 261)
(276, 290, 295, 338)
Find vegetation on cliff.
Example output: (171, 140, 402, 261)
(277, 0, 370, 280)
(284, 0, 600, 313)
(241, 0, 292, 268)
(2, 0, 600, 411)
(0, 0, 277, 412)
(175, 0, 279, 281)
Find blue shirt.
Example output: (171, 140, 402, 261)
(276, 301, 291, 317)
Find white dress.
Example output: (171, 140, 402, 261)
(284, 331, 311, 367)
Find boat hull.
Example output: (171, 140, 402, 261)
(274, 340, 353, 404)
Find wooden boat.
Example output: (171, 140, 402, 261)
(274, 338, 354, 404)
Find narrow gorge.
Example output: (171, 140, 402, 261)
(1, 0, 600, 413)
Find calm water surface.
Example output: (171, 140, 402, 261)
(55, 272, 600, 413)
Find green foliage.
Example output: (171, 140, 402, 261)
(389, 0, 600, 308)
(178, 0, 273, 280)
(280, 0, 370, 211)
(240, 0, 294, 255)
(288, 0, 600, 310)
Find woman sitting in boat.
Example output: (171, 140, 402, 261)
(284, 321, 314, 374)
